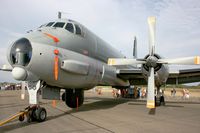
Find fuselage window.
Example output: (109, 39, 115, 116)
(46, 22, 54, 27)
(65, 23, 74, 33)
(53, 22, 65, 28)
(75, 24, 81, 35)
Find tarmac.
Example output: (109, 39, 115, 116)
(0, 90, 200, 133)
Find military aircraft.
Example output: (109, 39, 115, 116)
(1, 14, 200, 122)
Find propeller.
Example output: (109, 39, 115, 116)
(108, 16, 200, 109)
(43, 33, 60, 80)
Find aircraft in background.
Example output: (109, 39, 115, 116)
(1, 13, 200, 122)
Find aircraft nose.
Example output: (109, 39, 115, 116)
(12, 67, 27, 80)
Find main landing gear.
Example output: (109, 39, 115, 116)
(62, 89, 84, 108)
(155, 86, 165, 106)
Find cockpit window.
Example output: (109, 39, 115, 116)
(46, 22, 54, 27)
(75, 24, 81, 35)
(53, 22, 65, 28)
(65, 23, 74, 33)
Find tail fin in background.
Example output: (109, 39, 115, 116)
(133, 36, 137, 58)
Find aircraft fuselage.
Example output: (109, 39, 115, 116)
(7, 19, 129, 89)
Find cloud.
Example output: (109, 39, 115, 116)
(0, 0, 200, 82)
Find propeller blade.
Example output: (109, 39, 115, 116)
(146, 67, 155, 109)
(108, 58, 146, 66)
(148, 17, 156, 56)
(54, 49, 59, 80)
(158, 56, 200, 65)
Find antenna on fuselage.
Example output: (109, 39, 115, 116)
(58, 11, 62, 19)
(133, 36, 137, 58)
(58, 11, 70, 19)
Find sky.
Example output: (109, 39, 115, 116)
(0, 0, 200, 82)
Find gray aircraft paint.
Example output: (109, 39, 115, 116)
(7, 19, 129, 89)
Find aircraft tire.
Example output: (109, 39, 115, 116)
(65, 89, 84, 108)
(155, 96, 161, 106)
(19, 115, 25, 122)
(35, 107, 47, 122)
(62, 92, 65, 101)
(160, 96, 165, 106)
(155, 96, 165, 106)
(28, 106, 37, 122)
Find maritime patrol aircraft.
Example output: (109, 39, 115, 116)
(1, 14, 200, 122)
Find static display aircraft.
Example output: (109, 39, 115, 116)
(1, 14, 200, 122)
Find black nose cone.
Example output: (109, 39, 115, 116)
(10, 38, 32, 66)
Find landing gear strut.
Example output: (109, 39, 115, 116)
(26, 80, 47, 122)
(155, 86, 165, 106)
(62, 89, 84, 108)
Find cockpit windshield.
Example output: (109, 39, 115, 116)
(75, 24, 81, 35)
(53, 22, 65, 28)
(65, 23, 74, 33)
(46, 22, 54, 27)
(41, 20, 83, 37)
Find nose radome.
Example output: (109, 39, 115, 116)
(12, 67, 27, 81)
(10, 38, 32, 66)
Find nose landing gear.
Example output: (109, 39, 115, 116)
(25, 106, 47, 122)
(26, 80, 47, 122)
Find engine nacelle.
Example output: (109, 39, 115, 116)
(142, 54, 169, 87)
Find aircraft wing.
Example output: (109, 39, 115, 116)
(0, 64, 13, 72)
(167, 68, 200, 84)
(117, 68, 200, 85)
(116, 68, 146, 85)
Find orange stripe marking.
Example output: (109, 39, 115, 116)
(44, 33, 60, 43)
(54, 56, 59, 80)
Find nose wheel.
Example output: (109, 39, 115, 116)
(26, 106, 47, 122)
(18, 106, 47, 123)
